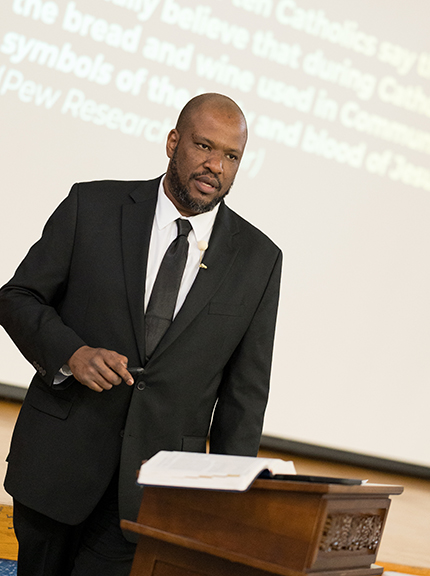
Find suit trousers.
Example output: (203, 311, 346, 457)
(13, 469, 136, 576)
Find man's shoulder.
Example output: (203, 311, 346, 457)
(71, 176, 161, 204)
(220, 203, 281, 254)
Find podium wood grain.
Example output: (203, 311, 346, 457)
(122, 479, 403, 576)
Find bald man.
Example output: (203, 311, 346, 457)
(0, 93, 282, 576)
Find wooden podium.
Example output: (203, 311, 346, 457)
(121, 478, 403, 576)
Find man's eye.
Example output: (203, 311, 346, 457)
(227, 154, 238, 161)
(198, 143, 209, 150)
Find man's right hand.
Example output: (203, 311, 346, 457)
(68, 346, 134, 392)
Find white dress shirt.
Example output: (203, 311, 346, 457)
(145, 176, 218, 317)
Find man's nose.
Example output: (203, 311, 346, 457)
(203, 151, 223, 174)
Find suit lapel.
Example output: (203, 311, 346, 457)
(122, 178, 160, 365)
(149, 202, 241, 361)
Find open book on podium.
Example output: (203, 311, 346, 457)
(137, 451, 296, 492)
(127, 452, 401, 576)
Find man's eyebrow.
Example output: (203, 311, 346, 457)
(192, 134, 242, 155)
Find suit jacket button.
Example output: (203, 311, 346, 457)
(137, 381, 146, 391)
(119, 429, 125, 438)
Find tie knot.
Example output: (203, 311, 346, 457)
(176, 218, 192, 238)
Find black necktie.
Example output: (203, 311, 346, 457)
(145, 218, 192, 360)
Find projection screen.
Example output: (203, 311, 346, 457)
(1, 0, 430, 467)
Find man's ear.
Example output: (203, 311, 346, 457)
(166, 129, 179, 159)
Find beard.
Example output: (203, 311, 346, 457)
(167, 148, 232, 214)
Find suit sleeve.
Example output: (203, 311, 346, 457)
(209, 249, 282, 456)
(0, 184, 86, 385)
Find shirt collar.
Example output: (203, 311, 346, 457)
(156, 175, 220, 241)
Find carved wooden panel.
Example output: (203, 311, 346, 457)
(320, 513, 384, 553)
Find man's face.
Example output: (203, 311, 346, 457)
(164, 106, 247, 217)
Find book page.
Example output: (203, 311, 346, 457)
(137, 451, 296, 490)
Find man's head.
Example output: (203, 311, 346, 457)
(164, 93, 248, 217)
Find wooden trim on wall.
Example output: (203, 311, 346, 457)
(259, 435, 430, 480)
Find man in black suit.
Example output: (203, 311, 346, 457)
(0, 93, 282, 575)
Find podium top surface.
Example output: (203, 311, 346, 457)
(251, 478, 404, 495)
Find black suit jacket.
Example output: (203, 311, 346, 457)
(0, 177, 282, 529)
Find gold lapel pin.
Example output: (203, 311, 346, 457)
(197, 241, 208, 270)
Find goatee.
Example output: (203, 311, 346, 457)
(167, 148, 232, 215)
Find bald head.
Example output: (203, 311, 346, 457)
(176, 93, 248, 140)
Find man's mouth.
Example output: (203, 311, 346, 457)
(193, 175, 220, 194)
